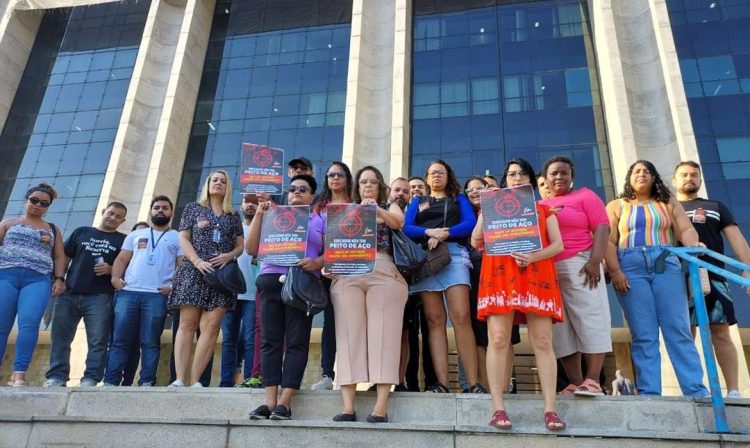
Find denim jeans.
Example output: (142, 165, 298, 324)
(616, 247, 709, 397)
(47, 293, 113, 383)
(0, 267, 51, 372)
(220, 299, 256, 386)
(104, 290, 167, 386)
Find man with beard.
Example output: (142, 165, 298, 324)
(220, 194, 260, 387)
(674, 161, 750, 399)
(104, 196, 183, 386)
(408, 176, 428, 198)
(44, 202, 128, 387)
(389, 177, 410, 210)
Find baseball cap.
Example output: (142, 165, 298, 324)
(288, 157, 313, 169)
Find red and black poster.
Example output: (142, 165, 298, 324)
(480, 184, 542, 255)
(258, 205, 309, 266)
(324, 203, 377, 275)
(240, 143, 284, 194)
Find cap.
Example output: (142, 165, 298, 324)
(288, 157, 313, 169)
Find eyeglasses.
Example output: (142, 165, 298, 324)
(326, 172, 346, 179)
(506, 171, 528, 178)
(465, 187, 485, 194)
(287, 185, 311, 193)
(359, 180, 379, 186)
(427, 170, 446, 177)
(290, 165, 309, 171)
(28, 197, 51, 208)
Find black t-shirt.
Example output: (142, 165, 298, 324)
(681, 198, 736, 280)
(64, 226, 127, 294)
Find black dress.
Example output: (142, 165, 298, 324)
(168, 202, 243, 311)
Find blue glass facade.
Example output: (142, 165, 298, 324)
(410, 0, 610, 199)
(667, 0, 750, 324)
(175, 0, 351, 216)
(0, 1, 150, 235)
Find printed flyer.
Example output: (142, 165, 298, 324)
(258, 205, 309, 265)
(480, 184, 542, 255)
(324, 203, 377, 275)
(239, 143, 284, 194)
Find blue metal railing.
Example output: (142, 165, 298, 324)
(662, 246, 750, 434)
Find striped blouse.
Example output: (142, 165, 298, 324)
(617, 199, 675, 248)
(0, 223, 55, 275)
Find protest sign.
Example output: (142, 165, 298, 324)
(239, 143, 284, 194)
(480, 184, 542, 255)
(324, 203, 377, 275)
(258, 205, 309, 265)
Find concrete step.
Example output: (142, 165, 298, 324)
(1, 388, 749, 447)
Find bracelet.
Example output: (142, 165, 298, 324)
(54, 276, 65, 282)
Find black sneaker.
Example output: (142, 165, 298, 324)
(249, 405, 271, 420)
(270, 404, 292, 420)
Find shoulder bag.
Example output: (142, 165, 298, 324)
(418, 198, 451, 279)
(281, 266, 328, 316)
(204, 260, 247, 296)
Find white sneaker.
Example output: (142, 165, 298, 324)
(190, 382, 204, 388)
(43, 378, 66, 387)
(140, 381, 154, 387)
(168, 380, 185, 388)
(78, 378, 97, 387)
(727, 390, 741, 399)
(311, 375, 333, 390)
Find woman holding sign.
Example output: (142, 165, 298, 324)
(246, 174, 325, 420)
(327, 166, 407, 423)
(403, 160, 482, 394)
(471, 158, 565, 430)
(169, 170, 244, 387)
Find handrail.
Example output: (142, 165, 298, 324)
(662, 246, 750, 434)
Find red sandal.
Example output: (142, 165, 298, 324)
(489, 410, 512, 430)
(544, 411, 566, 430)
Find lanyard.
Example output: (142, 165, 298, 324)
(150, 228, 167, 252)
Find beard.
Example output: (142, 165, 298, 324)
(681, 184, 699, 195)
(151, 215, 170, 226)
(243, 210, 255, 220)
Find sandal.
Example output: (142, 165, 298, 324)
(489, 410, 512, 429)
(559, 383, 578, 397)
(426, 382, 450, 393)
(574, 378, 604, 397)
(544, 411, 566, 430)
(469, 383, 488, 394)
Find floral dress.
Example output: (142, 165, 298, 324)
(168, 202, 243, 311)
(476, 203, 563, 324)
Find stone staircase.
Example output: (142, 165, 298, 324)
(1, 387, 749, 447)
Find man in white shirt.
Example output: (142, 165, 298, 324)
(104, 196, 183, 386)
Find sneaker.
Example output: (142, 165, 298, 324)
(311, 375, 333, 390)
(43, 378, 66, 388)
(727, 390, 742, 399)
(236, 375, 263, 388)
(190, 382, 204, 388)
(102, 382, 117, 387)
(79, 378, 97, 387)
(270, 404, 292, 420)
(168, 380, 185, 388)
(139, 381, 154, 387)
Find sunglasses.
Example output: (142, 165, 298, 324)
(326, 172, 346, 179)
(287, 185, 311, 193)
(28, 197, 51, 208)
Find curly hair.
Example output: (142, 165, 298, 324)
(25, 182, 58, 202)
(619, 160, 671, 204)
(314, 161, 353, 213)
(424, 159, 461, 197)
(354, 165, 389, 206)
(500, 158, 538, 191)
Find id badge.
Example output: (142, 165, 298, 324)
(212, 228, 221, 243)
(148, 253, 157, 265)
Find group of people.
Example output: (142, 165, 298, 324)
(0, 154, 747, 431)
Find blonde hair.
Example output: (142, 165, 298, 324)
(198, 170, 235, 214)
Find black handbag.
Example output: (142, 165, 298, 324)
(281, 266, 328, 316)
(417, 198, 451, 279)
(203, 260, 247, 295)
(390, 228, 427, 278)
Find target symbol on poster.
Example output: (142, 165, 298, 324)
(274, 209, 297, 232)
(495, 192, 521, 218)
(339, 209, 363, 238)
(252, 147, 274, 168)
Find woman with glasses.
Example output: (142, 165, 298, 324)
(309, 161, 353, 391)
(604, 160, 708, 397)
(472, 158, 566, 430)
(328, 166, 408, 423)
(403, 160, 483, 393)
(0, 183, 66, 386)
(246, 174, 325, 420)
(169, 170, 244, 387)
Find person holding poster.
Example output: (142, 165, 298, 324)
(327, 166, 408, 423)
(539, 156, 611, 397)
(310, 161, 353, 391)
(246, 174, 325, 420)
(471, 158, 565, 431)
(403, 160, 482, 394)
(169, 171, 244, 387)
